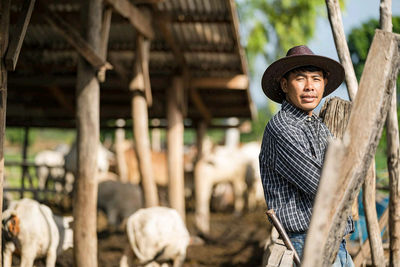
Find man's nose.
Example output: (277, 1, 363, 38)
(304, 78, 315, 91)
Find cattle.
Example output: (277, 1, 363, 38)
(63, 141, 115, 192)
(2, 198, 73, 267)
(120, 206, 190, 267)
(97, 180, 144, 231)
(34, 145, 69, 191)
(194, 141, 263, 234)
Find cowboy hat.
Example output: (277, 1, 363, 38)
(261, 45, 345, 103)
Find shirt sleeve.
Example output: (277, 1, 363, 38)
(274, 129, 322, 196)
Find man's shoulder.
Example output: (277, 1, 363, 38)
(266, 110, 298, 137)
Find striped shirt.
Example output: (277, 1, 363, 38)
(259, 100, 354, 235)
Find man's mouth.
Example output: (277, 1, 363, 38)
(301, 95, 317, 102)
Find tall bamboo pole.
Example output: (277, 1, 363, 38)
(73, 1, 101, 266)
(380, 1, 400, 266)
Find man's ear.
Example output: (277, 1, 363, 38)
(280, 78, 288, 93)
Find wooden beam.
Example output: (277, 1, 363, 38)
(191, 75, 248, 90)
(98, 6, 113, 82)
(153, 12, 186, 67)
(302, 30, 400, 267)
(189, 87, 211, 123)
(105, 0, 154, 39)
(46, 86, 74, 114)
(5, 0, 35, 71)
(42, 6, 112, 71)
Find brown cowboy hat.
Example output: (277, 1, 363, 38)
(261, 45, 345, 103)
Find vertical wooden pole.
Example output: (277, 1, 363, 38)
(151, 119, 161, 152)
(115, 119, 128, 182)
(325, 0, 358, 100)
(73, 1, 101, 267)
(363, 163, 386, 267)
(130, 34, 158, 207)
(380, 1, 400, 265)
(0, 0, 10, 262)
(194, 120, 210, 233)
(167, 76, 185, 220)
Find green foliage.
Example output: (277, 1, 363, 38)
(348, 16, 400, 83)
(241, 104, 275, 142)
(237, 0, 328, 74)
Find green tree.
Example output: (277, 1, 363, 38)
(348, 16, 400, 82)
(237, 0, 335, 74)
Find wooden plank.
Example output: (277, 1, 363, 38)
(105, 0, 154, 39)
(5, 0, 35, 71)
(42, 6, 112, 71)
(302, 30, 400, 267)
(191, 75, 248, 90)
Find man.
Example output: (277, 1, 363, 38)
(259, 45, 354, 266)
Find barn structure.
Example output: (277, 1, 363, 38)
(1, 0, 256, 266)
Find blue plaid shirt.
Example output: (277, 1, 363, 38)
(259, 100, 354, 235)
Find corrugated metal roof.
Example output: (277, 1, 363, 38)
(7, 0, 255, 128)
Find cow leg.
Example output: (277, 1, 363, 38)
(120, 245, 134, 267)
(232, 179, 245, 214)
(195, 175, 212, 234)
(3, 242, 15, 267)
(45, 248, 57, 267)
(172, 253, 186, 267)
(20, 248, 36, 267)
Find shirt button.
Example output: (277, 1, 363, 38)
(307, 117, 312, 122)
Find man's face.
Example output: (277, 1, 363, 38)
(280, 70, 327, 116)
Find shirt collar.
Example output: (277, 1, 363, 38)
(281, 100, 319, 121)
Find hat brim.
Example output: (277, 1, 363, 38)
(261, 54, 345, 103)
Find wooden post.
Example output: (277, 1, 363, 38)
(354, 207, 389, 266)
(73, 1, 101, 266)
(325, 0, 358, 101)
(167, 76, 185, 220)
(115, 119, 128, 182)
(151, 119, 161, 152)
(130, 34, 158, 207)
(0, 0, 10, 262)
(363, 163, 385, 267)
(302, 30, 400, 267)
(380, 1, 400, 265)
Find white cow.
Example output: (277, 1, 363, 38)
(34, 145, 69, 191)
(63, 141, 116, 192)
(120, 207, 190, 267)
(194, 141, 263, 234)
(2, 198, 73, 267)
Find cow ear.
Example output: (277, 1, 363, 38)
(8, 214, 20, 236)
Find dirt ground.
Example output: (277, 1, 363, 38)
(25, 205, 271, 267)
